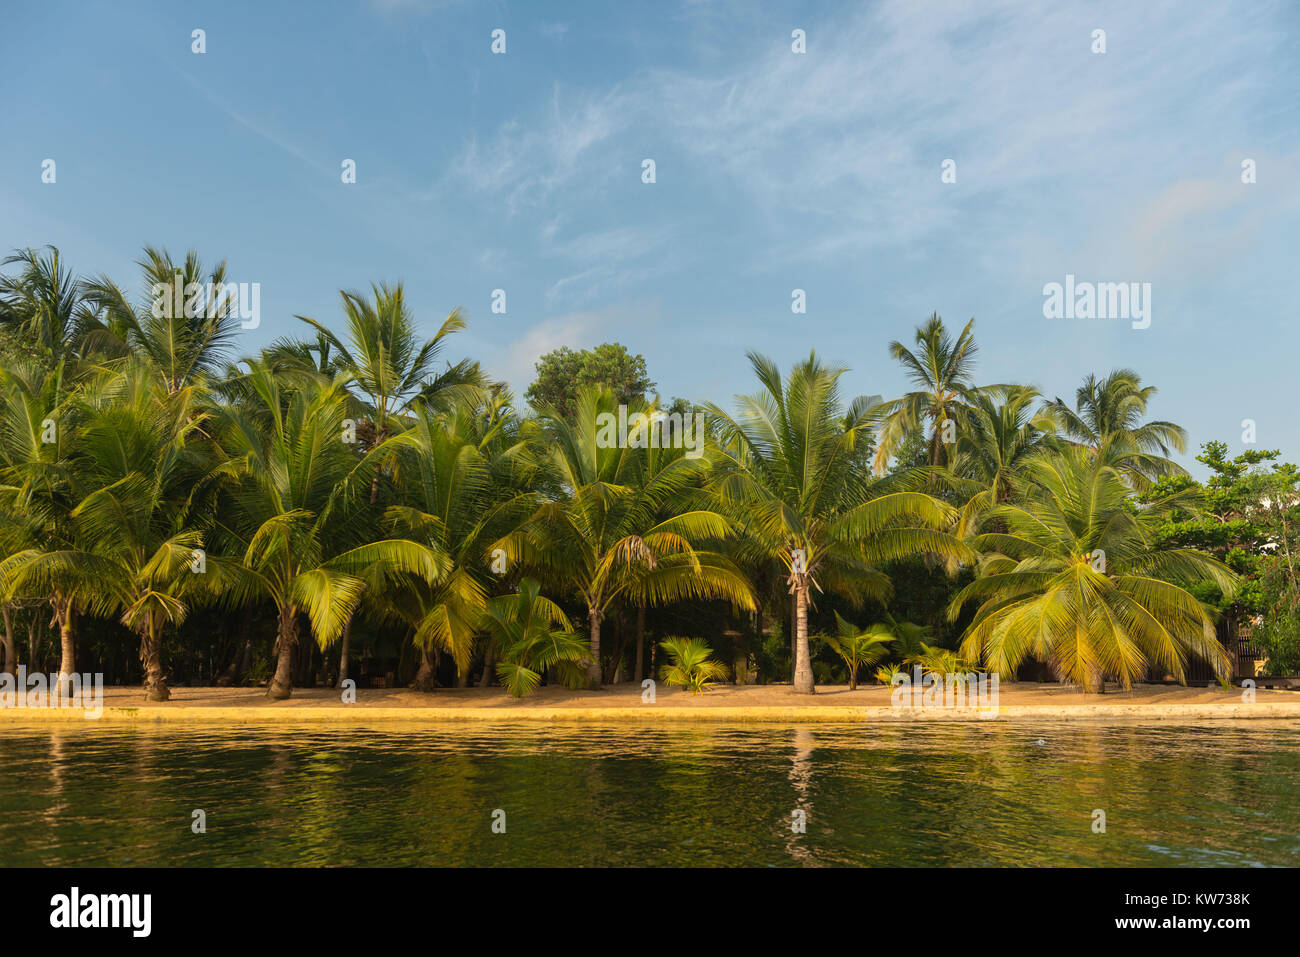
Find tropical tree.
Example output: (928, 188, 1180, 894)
(386, 395, 540, 690)
(80, 246, 242, 393)
(1044, 369, 1187, 486)
(12, 364, 219, 699)
(820, 612, 894, 690)
(902, 643, 971, 677)
(872, 313, 981, 473)
(484, 578, 587, 697)
(949, 385, 1057, 535)
(209, 361, 442, 699)
(295, 282, 483, 448)
(0, 246, 95, 367)
(0, 360, 83, 678)
(526, 386, 755, 688)
(657, 636, 729, 694)
(708, 352, 971, 694)
(950, 448, 1237, 691)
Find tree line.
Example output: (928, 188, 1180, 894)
(2, 244, 1295, 702)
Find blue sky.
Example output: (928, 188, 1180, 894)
(3, 0, 1298, 475)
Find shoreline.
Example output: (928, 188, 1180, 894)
(3, 682, 1299, 726)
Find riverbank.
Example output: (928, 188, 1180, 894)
(3, 682, 1299, 725)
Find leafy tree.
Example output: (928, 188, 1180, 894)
(525, 343, 655, 418)
(1144, 441, 1300, 674)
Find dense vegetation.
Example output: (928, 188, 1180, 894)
(1, 245, 1294, 701)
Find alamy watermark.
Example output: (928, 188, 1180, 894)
(595, 405, 706, 459)
(890, 665, 1000, 719)
(150, 272, 261, 329)
(0, 668, 103, 718)
(1043, 274, 1151, 329)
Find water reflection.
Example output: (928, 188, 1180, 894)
(1, 722, 1298, 867)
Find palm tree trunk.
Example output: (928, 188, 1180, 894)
(1, 603, 15, 677)
(633, 603, 646, 683)
(792, 582, 815, 694)
(267, 606, 297, 700)
(411, 642, 437, 692)
(30, 613, 44, 673)
(790, 594, 797, 683)
(141, 621, 171, 702)
(478, 648, 495, 687)
(586, 608, 603, 690)
(336, 614, 353, 689)
(53, 595, 76, 677)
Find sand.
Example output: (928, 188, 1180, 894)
(3, 681, 1299, 725)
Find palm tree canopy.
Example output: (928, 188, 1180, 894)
(950, 447, 1237, 690)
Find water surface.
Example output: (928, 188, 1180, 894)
(1, 722, 1297, 866)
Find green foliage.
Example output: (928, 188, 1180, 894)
(819, 612, 893, 689)
(657, 636, 729, 693)
(486, 579, 587, 697)
(952, 448, 1238, 690)
(873, 662, 903, 685)
(525, 343, 655, 418)
(902, 642, 970, 677)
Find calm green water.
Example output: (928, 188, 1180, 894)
(1, 722, 1298, 866)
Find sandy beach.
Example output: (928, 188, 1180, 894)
(3, 681, 1299, 725)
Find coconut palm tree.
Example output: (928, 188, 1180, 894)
(526, 385, 755, 689)
(295, 282, 483, 448)
(9, 363, 220, 699)
(657, 636, 730, 694)
(820, 612, 894, 690)
(384, 396, 541, 690)
(0, 360, 84, 678)
(79, 247, 242, 393)
(948, 385, 1058, 536)
(949, 447, 1237, 691)
(708, 352, 972, 694)
(209, 361, 443, 699)
(1043, 369, 1187, 487)
(0, 246, 96, 367)
(484, 578, 587, 697)
(872, 313, 982, 474)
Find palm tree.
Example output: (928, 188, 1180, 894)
(209, 361, 442, 699)
(657, 636, 730, 694)
(820, 612, 894, 689)
(527, 386, 754, 689)
(0, 360, 83, 678)
(11, 363, 218, 699)
(80, 247, 242, 393)
(708, 352, 971, 694)
(385, 397, 540, 690)
(0, 246, 95, 367)
(483, 578, 587, 697)
(1044, 369, 1187, 487)
(295, 282, 483, 448)
(949, 447, 1237, 691)
(948, 385, 1057, 536)
(872, 314, 981, 474)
